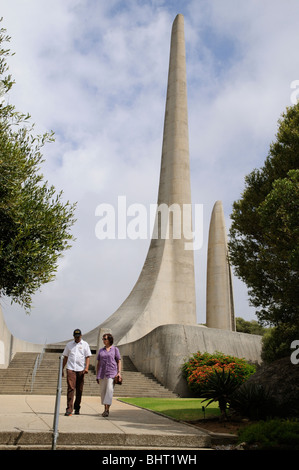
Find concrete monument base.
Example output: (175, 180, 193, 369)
(119, 323, 262, 397)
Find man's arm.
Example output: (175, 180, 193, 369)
(62, 355, 68, 377)
(84, 356, 90, 374)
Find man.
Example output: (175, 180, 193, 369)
(62, 329, 92, 416)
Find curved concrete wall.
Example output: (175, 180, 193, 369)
(119, 324, 262, 397)
(0, 305, 43, 368)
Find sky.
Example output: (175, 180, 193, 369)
(1, 0, 298, 345)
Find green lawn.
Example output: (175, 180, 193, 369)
(118, 397, 220, 421)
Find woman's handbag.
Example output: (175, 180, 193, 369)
(114, 375, 122, 385)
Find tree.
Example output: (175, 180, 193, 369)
(0, 21, 76, 312)
(236, 317, 267, 336)
(229, 104, 299, 328)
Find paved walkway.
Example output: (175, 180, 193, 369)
(0, 394, 212, 451)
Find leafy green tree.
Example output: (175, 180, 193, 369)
(0, 21, 76, 312)
(261, 323, 298, 363)
(236, 317, 267, 335)
(229, 104, 299, 328)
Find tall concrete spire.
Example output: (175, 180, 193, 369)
(84, 14, 196, 346)
(206, 201, 235, 331)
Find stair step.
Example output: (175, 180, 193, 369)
(0, 352, 177, 398)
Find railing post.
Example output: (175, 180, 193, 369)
(52, 354, 64, 450)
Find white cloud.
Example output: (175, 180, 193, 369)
(1, 0, 298, 343)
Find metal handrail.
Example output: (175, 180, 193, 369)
(52, 354, 64, 450)
(38, 346, 45, 367)
(30, 344, 46, 393)
(30, 355, 39, 393)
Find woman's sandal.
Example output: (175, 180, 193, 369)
(102, 410, 109, 417)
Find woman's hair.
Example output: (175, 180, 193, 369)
(103, 333, 113, 345)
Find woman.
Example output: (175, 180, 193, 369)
(96, 333, 122, 417)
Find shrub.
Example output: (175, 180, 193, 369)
(230, 382, 278, 420)
(238, 419, 299, 450)
(182, 351, 256, 395)
(199, 368, 240, 419)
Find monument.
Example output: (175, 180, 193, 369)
(0, 15, 262, 394)
(84, 13, 196, 346)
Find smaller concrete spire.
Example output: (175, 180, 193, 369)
(206, 201, 235, 331)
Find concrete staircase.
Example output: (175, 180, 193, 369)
(0, 352, 177, 398)
(0, 352, 38, 394)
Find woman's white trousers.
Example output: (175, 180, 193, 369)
(99, 378, 114, 405)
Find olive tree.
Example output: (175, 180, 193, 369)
(0, 21, 76, 312)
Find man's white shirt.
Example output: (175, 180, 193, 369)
(63, 339, 91, 371)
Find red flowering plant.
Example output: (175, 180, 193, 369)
(182, 351, 256, 396)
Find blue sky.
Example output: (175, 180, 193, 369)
(1, 0, 299, 344)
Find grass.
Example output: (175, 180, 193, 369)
(118, 397, 220, 421)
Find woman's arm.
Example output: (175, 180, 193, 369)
(96, 358, 100, 383)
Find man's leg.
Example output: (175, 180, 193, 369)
(74, 371, 85, 413)
(66, 369, 76, 415)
